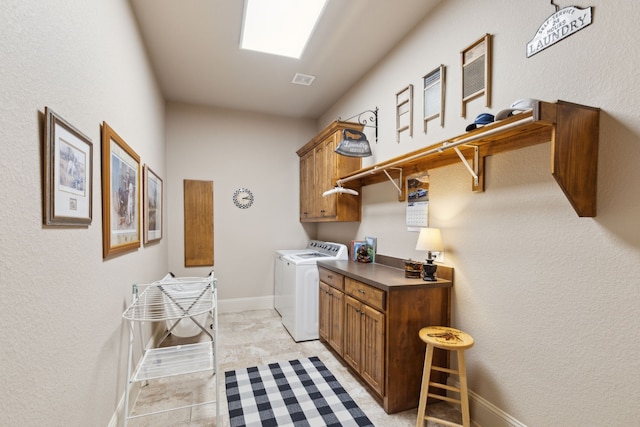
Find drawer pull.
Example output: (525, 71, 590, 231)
(358, 289, 366, 294)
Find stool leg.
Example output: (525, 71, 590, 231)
(457, 349, 471, 427)
(416, 345, 435, 427)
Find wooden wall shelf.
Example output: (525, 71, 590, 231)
(336, 100, 600, 217)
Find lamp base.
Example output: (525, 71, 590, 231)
(422, 261, 438, 282)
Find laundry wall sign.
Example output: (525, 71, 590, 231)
(527, 6, 593, 58)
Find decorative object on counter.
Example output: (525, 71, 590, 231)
(423, 65, 445, 133)
(351, 240, 372, 263)
(335, 128, 372, 157)
(365, 236, 377, 263)
(461, 33, 492, 118)
(396, 84, 413, 142)
(404, 259, 423, 279)
(415, 227, 444, 281)
(101, 122, 140, 258)
(43, 107, 93, 226)
(527, 4, 593, 58)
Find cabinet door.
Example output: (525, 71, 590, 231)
(360, 303, 385, 395)
(328, 287, 344, 355)
(319, 281, 331, 342)
(299, 150, 315, 220)
(315, 136, 337, 218)
(343, 296, 362, 372)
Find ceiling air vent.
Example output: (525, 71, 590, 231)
(292, 73, 316, 86)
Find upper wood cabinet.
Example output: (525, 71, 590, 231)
(297, 121, 363, 222)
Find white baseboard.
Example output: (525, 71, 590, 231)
(448, 379, 528, 427)
(217, 295, 274, 313)
(108, 381, 142, 427)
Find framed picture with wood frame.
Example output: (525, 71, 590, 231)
(143, 164, 163, 244)
(43, 107, 93, 226)
(101, 122, 140, 258)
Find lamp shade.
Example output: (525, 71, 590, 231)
(415, 228, 443, 252)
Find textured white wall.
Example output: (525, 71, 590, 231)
(165, 103, 316, 301)
(3, 0, 639, 425)
(0, 1, 166, 426)
(319, 0, 640, 425)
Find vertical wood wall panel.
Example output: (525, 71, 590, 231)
(183, 179, 214, 266)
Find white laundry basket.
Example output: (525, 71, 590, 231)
(159, 273, 211, 338)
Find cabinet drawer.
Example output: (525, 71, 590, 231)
(319, 267, 344, 290)
(345, 278, 385, 312)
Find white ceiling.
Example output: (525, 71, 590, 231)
(129, 0, 441, 119)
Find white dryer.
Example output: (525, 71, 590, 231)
(274, 241, 348, 342)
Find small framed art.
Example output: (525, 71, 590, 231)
(43, 107, 93, 226)
(101, 122, 140, 258)
(143, 164, 163, 244)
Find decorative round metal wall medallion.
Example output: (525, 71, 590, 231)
(232, 187, 254, 209)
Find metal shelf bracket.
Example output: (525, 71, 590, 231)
(451, 145, 480, 187)
(383, 167, 403, 195)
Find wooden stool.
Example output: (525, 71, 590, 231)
(416, 326, 474, 427)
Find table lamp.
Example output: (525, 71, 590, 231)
(415, 227, 443, 281)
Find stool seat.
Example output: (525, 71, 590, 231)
(416, 326, 474, 427)
(419, 326, 474, 350)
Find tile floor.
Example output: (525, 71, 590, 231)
(126, 309, 462, 426)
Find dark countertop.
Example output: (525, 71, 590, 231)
(317, 259, 453, 292)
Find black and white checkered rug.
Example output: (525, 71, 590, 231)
(225, 356, 374, 427)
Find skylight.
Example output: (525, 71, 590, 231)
(240, 0, 328, 59)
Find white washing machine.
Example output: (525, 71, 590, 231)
(274, 241, 348, 342)
(274, 240, 325, 316)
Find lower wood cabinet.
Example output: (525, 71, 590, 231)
(344, 294, 385, 395)
(318, 263, 453, 414)
(318, 268, 345, 356)
(319, 281, 344, 355)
